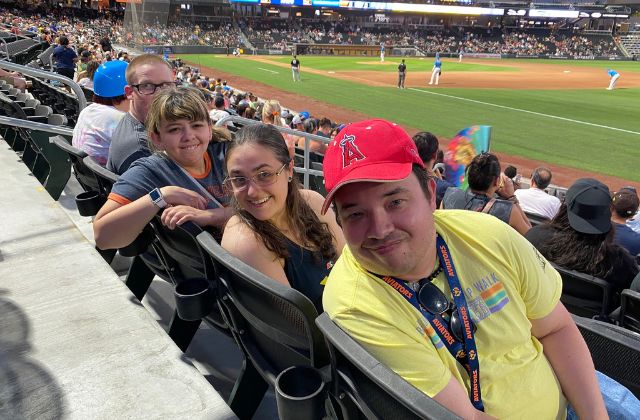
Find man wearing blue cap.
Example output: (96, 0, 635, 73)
(73, 60, 129, 165)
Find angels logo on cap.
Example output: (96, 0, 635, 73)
(320, 119, 424, 214)
(340, 134, 366, 168)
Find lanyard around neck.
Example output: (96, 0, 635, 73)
(373, 235, 484, 411)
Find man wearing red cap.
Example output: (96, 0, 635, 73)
(321, 119, 613, 419)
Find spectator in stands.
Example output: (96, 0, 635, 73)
(52, 35, 78, 80)
(72, 61, 129, 166)
(514, 167, 561, 220)
(319, 119, 635, 419)
(0, 68, 26, 91)
(93, 87, 233, 250)
(611, 187, 640, 257)
(209, 95, 230, 125)
(526, 178, 639, 296)
(412, 131, 452, 208)
(261, 99, 296, 158)
(76, 60, 100, 89)
(221, 124, 344, 312)
(317, 117, 332, 138)
(441, 153, 532, 235)
(107, 54, 177, 175)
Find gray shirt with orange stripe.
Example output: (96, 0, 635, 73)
(108, 142, 230, 208)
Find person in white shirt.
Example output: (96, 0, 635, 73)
(515, 167, 561, 220)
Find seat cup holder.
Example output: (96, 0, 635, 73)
(174, 278, 214, 321)
(75, 190, 101, 216)
(276, 365, 328, 420)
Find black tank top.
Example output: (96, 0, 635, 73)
(283, 238, 333, 313)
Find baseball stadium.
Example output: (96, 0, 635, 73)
(2, 0, 640, 418)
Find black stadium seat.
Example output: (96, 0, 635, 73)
(197, 230, 329, 419)
(552, 263, 615, 321)
(316, 313, 461, 420)
(620, 289, 640, 334)
(573, 315, 640, 398)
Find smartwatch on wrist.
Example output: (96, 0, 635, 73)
(149, 188, 167, 209)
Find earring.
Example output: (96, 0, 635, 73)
(288, 176, 293, 182)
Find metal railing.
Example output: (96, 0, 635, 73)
(215, 115, 330, 190)
(0, 115, 73, 137)
(0, 60, 87, 111)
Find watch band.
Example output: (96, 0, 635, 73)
(150, 188, 168, 209)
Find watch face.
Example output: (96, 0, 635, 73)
(150, 188, 161, 201)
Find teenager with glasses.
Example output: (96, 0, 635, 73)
(320, 119, 639, 419)
(107, 54, 178, 175)
(94, 87, 233, 250)
(221, 124, 344, 313)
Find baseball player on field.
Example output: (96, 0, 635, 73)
(428, 54, 442, 86)
(607, 69, 620, 90)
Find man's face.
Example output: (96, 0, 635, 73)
(334, 173, 437, 281)
(125, 63, 174, 121)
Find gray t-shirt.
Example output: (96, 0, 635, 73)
(107, 112, 150, 175)
(109, 142, 230, 208)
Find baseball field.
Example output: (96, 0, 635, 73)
(180, 54, 640, 187)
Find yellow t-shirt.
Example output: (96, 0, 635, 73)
(323, 210, 566, 419)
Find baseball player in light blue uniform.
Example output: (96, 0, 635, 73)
(380, 42, 385, 62)
(607, 69, 620, 90)
(429, 54, 442, 85)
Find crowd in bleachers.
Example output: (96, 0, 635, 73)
(3, 6, 640, 419)
(112, 22, 241, 48)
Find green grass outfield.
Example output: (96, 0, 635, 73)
(182, 54, 640, 182)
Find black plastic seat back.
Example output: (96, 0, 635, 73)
(552, 263, 614, 320)
(149, 218, 228, 332)
(49, 136, 99, 193)
(196, 231, 329, 382)
(315, 313, 461, 420)
(82, 155, 118, 200)
(524, 211, 549, 227)
(573, 315, 640, 398)
(620, 289, 640, 334)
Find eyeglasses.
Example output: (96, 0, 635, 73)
(132, 81, 179, 95)
(224, 162, 289, 192)
(418, 282, 477, 342)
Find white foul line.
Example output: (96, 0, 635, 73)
(408, 87, 640, 136)
(257, 67, 279, 74)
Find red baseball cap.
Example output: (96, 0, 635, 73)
(321, 119, 424, 214)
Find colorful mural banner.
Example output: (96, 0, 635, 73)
(443, 125, 492, 189)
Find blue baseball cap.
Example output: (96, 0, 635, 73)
(93, 60, 128, 98)
(300, 111, 310, 120)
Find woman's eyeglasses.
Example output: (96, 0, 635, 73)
(224, 162, 289, 192)
(418, 282, 477, 342)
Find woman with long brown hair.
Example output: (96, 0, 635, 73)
(222, 124, 344, 312)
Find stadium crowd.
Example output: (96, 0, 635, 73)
(3, 5, 640, 419)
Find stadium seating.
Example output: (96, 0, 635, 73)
(197, 230, 329, 419)
(619, 289, 640, 334)
(316, 313, 461, 420)
(552, 263, 615, 321)
(524, 211, 549, 227)
(147, 217, 232, 351)
(574, 315, 640, 398)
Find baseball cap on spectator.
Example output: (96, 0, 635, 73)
(320, 119, 424, 214)
(292, 115, 303, 125)
(565, 178, 612, 235)
(612, 188, 639, 218)
(281, 109, 291, 119)
(300, 111, 310, 120)
(93, 60, 128, 98)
